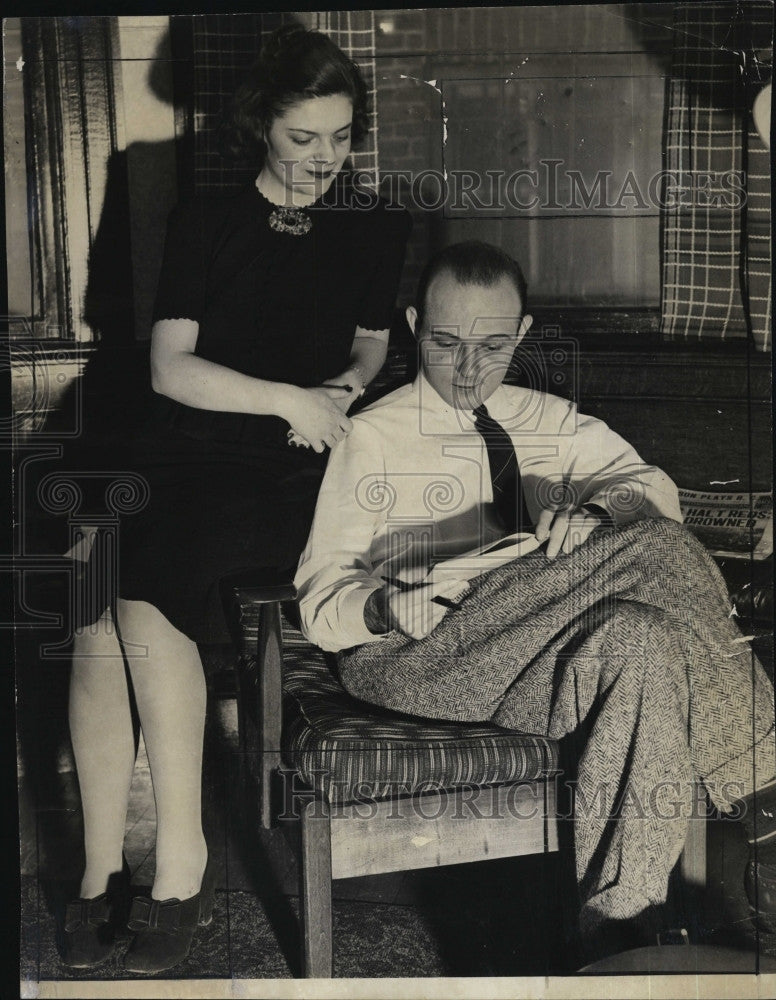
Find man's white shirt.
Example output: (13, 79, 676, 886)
(295, 374, 682, 653)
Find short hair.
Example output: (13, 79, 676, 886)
(414, 241, 528, 331)
(218, 24, 370, 166)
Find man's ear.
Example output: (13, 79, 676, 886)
(516, 314, 533, 345)
(406, 305, 419, 339)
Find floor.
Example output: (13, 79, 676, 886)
(17, 629, 776, 987)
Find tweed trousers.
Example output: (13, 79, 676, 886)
(339, 518, 776, 931)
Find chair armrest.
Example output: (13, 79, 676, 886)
(222, 566, 296, 604)
(220, 570, 296, 654)
(234, 583, 297, 606)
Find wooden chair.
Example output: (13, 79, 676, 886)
(222, 576, 707, 978)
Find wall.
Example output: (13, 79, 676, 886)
(8, 9, 771, 477)
(117, 16, 178, 341)
(374, 4, 673, 309)
(4, 19, 33, 320)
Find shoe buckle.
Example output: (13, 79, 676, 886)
(65, 896, 109, 932)
(128, 895, 183, 932)
(147, 898, 181, 931)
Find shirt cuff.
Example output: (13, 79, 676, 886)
(316, 582, 391, 652)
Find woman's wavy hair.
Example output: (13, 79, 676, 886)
(218, 24, 370, 166)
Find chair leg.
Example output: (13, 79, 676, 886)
(258, 602, 283, 830)
(300, 797, 333, 978)
(680, 783, 707, 889)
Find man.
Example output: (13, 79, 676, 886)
(295, 241, 776, 959)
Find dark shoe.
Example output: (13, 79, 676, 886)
(122, 858, 215, 974)
(745, 855, 776, 928)
(578, 918, 650, 969)
(577, 902, 672, 970)
(61, 859, 132, 969)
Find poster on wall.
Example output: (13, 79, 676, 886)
(5, 4, 774, 999)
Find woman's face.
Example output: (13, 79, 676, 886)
(263, 93, 354, 202)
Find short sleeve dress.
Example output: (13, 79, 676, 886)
(110, 173, 411, 643)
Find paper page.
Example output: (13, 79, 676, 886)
(429, 532, 541, 584)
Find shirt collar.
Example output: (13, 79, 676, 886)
(412, 372, 512, 428)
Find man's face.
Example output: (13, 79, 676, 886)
(408, 271, 532, 410)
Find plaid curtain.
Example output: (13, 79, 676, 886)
(186, 13, 290, 192)
(746, 72, 772, 350)
(180, 11, 379, 194)
(307, 10, 380, 187)
(660, 2, 772, 349)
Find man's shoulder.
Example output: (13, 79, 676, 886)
(497, 384, 577, 430)
(500, 384, 570, 405)
(353, 382, 416, 430)
(327, 383, 417, 466)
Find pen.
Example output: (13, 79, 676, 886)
(380, 575, 464, 612)
(431, 595, 464, 611)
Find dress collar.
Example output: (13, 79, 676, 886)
(251, 170, 376, 215)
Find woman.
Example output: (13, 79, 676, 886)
(62, 24, 410, 974)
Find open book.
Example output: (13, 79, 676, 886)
(428, 532, 541, 586)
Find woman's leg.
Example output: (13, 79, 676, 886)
(69, 611, 136, 898)
(116, 598, 207, 901)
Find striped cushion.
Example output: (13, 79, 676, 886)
(279, 624, 560, 804)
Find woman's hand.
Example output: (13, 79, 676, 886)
(320, 367, 364, 414)
(285, 385, 353, 453)
(287, 372, 363, 448)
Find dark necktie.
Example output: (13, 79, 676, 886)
(473, 404, 532, 534)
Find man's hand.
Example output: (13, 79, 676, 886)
(365, 578, 468, 640)
(534, 506, 605, 559)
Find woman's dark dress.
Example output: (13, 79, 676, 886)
(113, 176, 410, 643)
